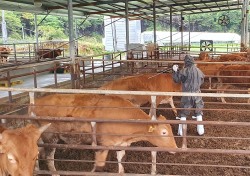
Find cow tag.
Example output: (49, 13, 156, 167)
(148, 125, 156, 133)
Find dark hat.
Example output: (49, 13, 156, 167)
(184, 55, 194, 67)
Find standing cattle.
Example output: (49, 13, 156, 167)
(0, 123, 50, 176)
(0, 47, 11, 63)
(216, 65, 250, 103)
(197, 62, 225, 89)
(37, 48, 62, 59)
(100, 73, 182, 116)
(29, 94, 177, 175)
(218, 53, 248, 62)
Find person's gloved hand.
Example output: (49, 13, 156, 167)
(172, 64, 179, 72)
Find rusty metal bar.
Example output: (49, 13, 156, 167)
(1, 115, 250, 126)
(0, 87, 250, 99)
(39, 143, 250, 155)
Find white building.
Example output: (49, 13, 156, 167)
(140, 31, 241, 46)
(103, 16, 141, 52)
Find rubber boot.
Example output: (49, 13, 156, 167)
(177, 117, 186, 136)
(197, 115, 204, 135)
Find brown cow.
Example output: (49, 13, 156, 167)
(37, 48, 62, 59)
(216, 65, 250, 103)
(197, 62, 225, 89)
(29, 94, 177, 174)
(100, 73, 182, 116)
(0, 47, 11, 63)
(0, 124, 50, 176)
(198, 52, 211, 61)
(218, 53, 248, 62)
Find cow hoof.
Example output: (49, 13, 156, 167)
(92, 166, 104, 172)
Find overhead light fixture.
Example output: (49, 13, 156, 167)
(34, 0, 42, 7)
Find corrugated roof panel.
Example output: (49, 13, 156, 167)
(0, 0, 245, 18)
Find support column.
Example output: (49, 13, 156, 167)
(245, 0, 249, 46)
(170, 7, 173, 56)
(34, 14, 39, 61)
(180, 12, 184, 51)
(153, 0, 156, 44)
(68, 0, 78, 88)
(188, 15, 191, 51)
(241, 0, 249, 48)
(125, 0, 129, 51)
(1, 10, 7, 44)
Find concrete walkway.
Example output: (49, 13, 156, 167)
(0, 60, 122, 98)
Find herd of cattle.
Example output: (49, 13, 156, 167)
(0, 49, 250, 175)
(0, 46, 62, 63)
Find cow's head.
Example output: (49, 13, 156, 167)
(0, 123, 51, 176)
(55, 49, 62, 56)
(147, 115, 178, 152)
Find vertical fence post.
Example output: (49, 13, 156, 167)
(7, 71, 12, 103)
(91, 57, 94, 81)
(82, 60, 86, 85)
(28, 43, 31, 62)
(13, 44, 17, 64)
(33, 67, 37, 88)
(54, 63, 58, 88)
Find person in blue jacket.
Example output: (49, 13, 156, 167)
(172, 55, 205, 136)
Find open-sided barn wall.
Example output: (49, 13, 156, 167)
(104, 16, 141, 52)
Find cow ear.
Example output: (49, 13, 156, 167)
(157, 115, 166, 120)
(39, 123, 51, 134)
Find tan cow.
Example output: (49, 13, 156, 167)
(216, 65, 250, 103)
(0, 123, 50, 176)
(145, 43, 159, 59)
(99, 73, 182, 116)
(29, 93, 177, 175)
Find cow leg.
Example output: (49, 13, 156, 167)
(151, 151, 157, 175)
(149, 96, 157, 120)
(42, 135, 60, 176)
(35, 138, 45, 173)
(46, 147, 60, 176)
(91, 121, 97, 146)
(209, 77, 212, 89)
(92, 150, 109, 172)
(168, 97, 177, 116)
(159, 97, 177, 116)
(116, 150, 126, 173)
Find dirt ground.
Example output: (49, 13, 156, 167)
(38, 82, 250, 176)
(2, 73, 249, 176)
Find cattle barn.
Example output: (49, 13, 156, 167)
(0, 0, 250, 176)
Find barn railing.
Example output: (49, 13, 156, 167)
(0, 87, 250, 175)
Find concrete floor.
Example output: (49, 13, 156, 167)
(0, 60, 121, 98)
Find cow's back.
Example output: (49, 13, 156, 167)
(100, 73, 181, 106)
(217, 65, 250, 84)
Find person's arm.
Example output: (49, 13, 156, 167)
(172, 65, 187, 83)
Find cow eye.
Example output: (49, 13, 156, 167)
(7, 153, 17, 164)
(161, 129, 168, 136)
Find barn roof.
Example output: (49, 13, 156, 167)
(0, 0, 244, 19)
